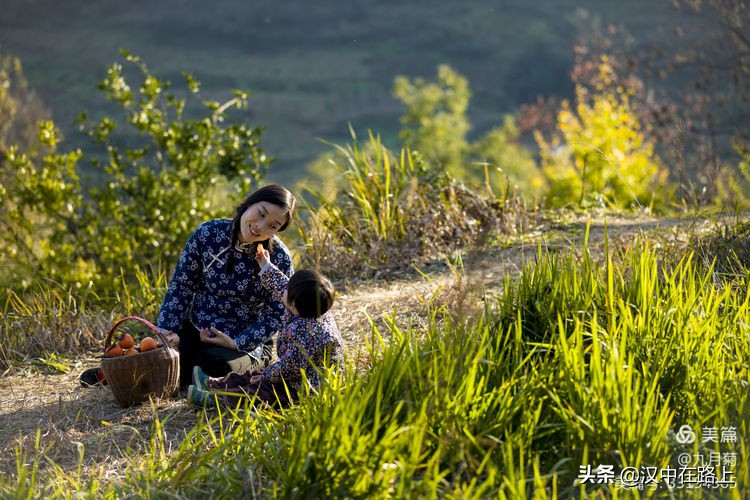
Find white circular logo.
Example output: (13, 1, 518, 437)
(675, 425, 696, 444)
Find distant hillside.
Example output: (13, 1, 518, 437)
(0, 0, 702, 184)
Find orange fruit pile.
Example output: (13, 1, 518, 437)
(105, 332, 160, 357)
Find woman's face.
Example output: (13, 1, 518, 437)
(238, 201, 288, 244)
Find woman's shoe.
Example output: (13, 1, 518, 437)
(79, 367, 107, 387)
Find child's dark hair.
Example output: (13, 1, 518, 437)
(287, 269, 335, 318)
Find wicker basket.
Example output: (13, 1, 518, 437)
(100, 316, 180, 408)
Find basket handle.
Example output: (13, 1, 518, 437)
(104, 315, 171, 350)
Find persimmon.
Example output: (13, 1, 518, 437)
(106, 345, 124, 357)
(124, 347, 138, 355)
(257, 243, 263, 255)
(118, 333, 135, 349)
(140, 336, 158, 352)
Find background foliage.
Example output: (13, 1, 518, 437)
(392, 65, 543, 200)
(0, 0, 716, 182)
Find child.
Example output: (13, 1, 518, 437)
(187, 246, 343, 408)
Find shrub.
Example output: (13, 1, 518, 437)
(535, 60, 671, 210)
(392, 65, 543, 201)
(1, 51, 271, 298)
(392, 64, 471, 173)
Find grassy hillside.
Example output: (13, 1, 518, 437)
(0, 0, 700, 184)
(1, 212, 748, 498)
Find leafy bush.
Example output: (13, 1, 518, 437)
(1, 51, 271, 298)
(392, 64, 471, 172)
(392, 65, 543, 200)
(535, 59, 672, 210)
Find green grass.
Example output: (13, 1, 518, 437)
(1, 228, 747, 498)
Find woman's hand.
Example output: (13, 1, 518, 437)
(157, 329, 180, 346)
(199, 326, 238, 350)
(255, 244, 270, 269)
(163, 331, 180, 346)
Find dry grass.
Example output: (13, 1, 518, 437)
(0, 364, 197, 477)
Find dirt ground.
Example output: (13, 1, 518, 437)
(0, 211, 740, 479)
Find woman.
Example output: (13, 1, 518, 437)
(157, 184, 297, 387)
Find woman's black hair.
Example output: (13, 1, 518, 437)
(226, 184, 296, 271)
(287, 269, 335, 318)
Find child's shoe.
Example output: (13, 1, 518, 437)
(187, 384, 215, 408)
(192, 366, 210, 390)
